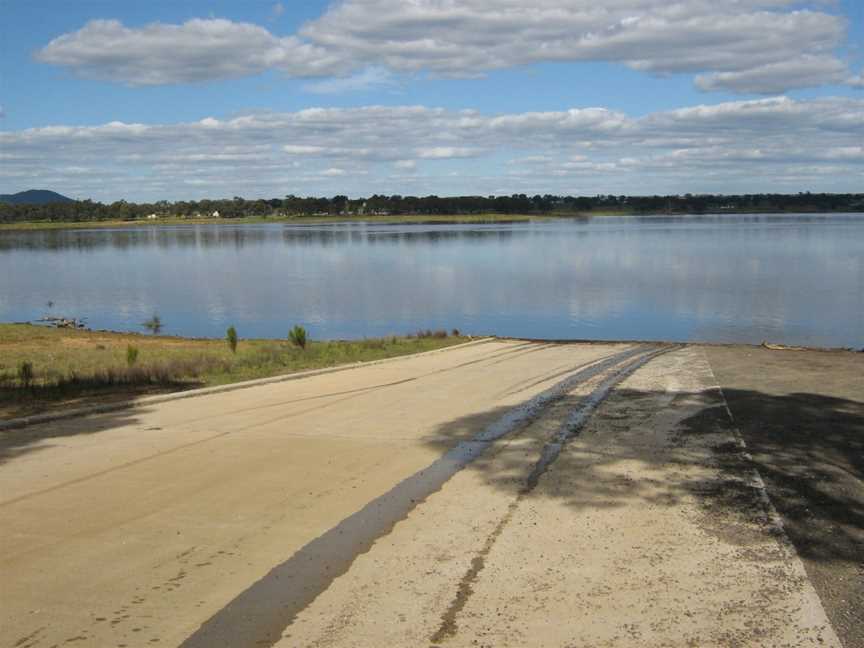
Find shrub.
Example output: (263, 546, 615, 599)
(126, 345, 139, 367)
(143, 314, 162, 335)
(452, 328, 460, 337)
(226, 325, 238, 353)
(416, 328, 448, 339)
(289, 325, 307, 349)
(18, 361, 34, 388)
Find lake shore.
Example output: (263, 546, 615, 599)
(0, 213, 554, 231)
(0, 323, 467, 419)
(2, 322, 859, 421)
(2, 209, 861, 231)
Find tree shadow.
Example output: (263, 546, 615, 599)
(0, 403, 150, 466)
(0, 379, 201, 420)
(422, 384, 863, 567)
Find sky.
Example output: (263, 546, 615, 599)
(0, 0, 862, 202)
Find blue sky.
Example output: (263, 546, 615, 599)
(1, 0, 862, 201)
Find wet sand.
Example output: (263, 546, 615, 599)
(1, 341, 859, 647)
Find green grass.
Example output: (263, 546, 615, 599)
(0, 323, 470, 418)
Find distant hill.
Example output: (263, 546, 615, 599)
(0, 189, 74, 205)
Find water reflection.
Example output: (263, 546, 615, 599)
(0, 215, 861, 347)
(0, 222, 526, 252)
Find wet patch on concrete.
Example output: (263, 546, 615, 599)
(179, 346, 655, 648)
(430, 347, 674, 645)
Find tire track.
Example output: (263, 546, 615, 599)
(430, 345, 676, 645)
(179, 345, 656, 648)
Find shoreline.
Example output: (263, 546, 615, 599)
(0, 323, 469, 420)
(13, 321, 862, 353)
(2, 322, 859, 422)
(1, 209, 862, 231)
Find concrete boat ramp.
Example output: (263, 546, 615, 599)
(1, 340, 853, 647)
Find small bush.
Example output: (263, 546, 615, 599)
(289, 325, 307, 349)
(126, 345, 139, 367)
(18, 361, 34, 388)
(416, 328, 448, 339)
(226, 325, 238, 353)
(143, 314, 162, 335)
(451, 328, 460, 337)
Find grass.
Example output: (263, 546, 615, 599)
(0, 323, 470, 419)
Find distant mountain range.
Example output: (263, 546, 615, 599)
(0, 189, 74, 205)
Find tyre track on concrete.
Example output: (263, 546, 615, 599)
(430, 345, 675, 645)
(179, 345, 656, 648)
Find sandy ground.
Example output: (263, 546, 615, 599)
(1, 340, 856, 648)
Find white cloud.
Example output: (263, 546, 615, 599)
(34, 1, 855, 93)
(2, 97, 862, 200)
(696, 55, 848, 94)
(283, 145, 325, 154)
(35, 18, 336, 85)
(416, 147, 478, 159)
(302, 67, 395, 94)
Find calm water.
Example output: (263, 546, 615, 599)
(1, 215, 862, 347)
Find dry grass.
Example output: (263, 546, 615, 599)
(0, 324, 468, 419)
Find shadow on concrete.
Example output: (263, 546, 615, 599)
(0, 404, 148, 466)
(421, 379, 863, 647)
(0, 379, 200, 420)
(424, 385, 862, 564)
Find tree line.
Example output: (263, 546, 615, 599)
(1, 192, 862, 223)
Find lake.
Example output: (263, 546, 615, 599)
(1, 214, 862, 348)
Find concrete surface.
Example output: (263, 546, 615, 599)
(1, 340, 855, 648)
(704, 345, 863, 648)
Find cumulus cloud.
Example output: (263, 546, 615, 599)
(2, 97, 862, 200)
(35, 18, 337, 85)
(696, 55, 849, 94)
(35, 1, 854, 93)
